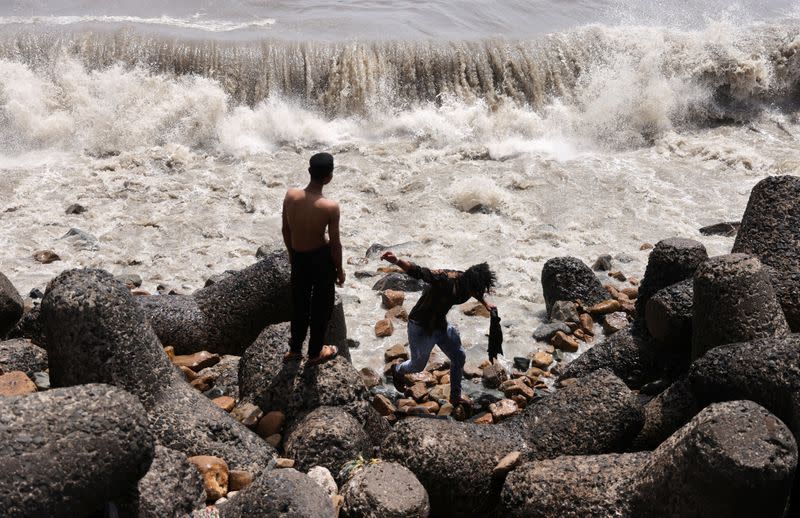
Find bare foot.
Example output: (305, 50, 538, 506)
(283, 351, 303, 363)
(306, 345, 338, 365)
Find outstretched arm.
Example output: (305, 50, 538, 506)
(381, 251, 413, 273)
(329, 204, 345, 286)
(381, 251, 447, 284)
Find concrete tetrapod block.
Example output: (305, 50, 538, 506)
(733, 175, 800, 331)
(691, 254, 789, 360)
(630, 376, 699, 451)
(634, 238, 707, 334)
(645, 279, 693, 347)
(558, 328, 657, 388)
(239, 322, 390, 443)
(0, 338, 48, 377)
(341, 461, 431, 518)
(540, 257, 608, 318)
(501, 401, 797, 518)
(504, 368, 644, 461)
(0, 384, 155, 518)
(0, 271, 24, 338)
(138, 249, 291, 355)
(124, 445, 206, 518)
(220, 468, 335, 518)
(284, 406, 371, 483)
(381, 417, 526, 517)
(40, 269, 275, 473)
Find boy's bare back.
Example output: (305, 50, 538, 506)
(282, 187, 340, 252)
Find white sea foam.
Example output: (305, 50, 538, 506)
(0, 15, 275, 32)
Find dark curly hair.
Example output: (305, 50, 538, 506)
(461, 262, 496, 296)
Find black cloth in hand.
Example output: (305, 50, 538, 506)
(488, 307, 503, 362)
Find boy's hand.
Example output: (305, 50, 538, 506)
(381, 251, 398, 264)
(336, 269, 346, 286)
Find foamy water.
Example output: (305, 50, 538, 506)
(1, 2, 799, 372)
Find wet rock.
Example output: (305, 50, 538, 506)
(0, 273, 24, 338)
(549, 300, 579, 323)
(645, 280, 693, 348)
(256, 411, 286, 438)
(65, 203, 87, 214)
(284, 406, 370, 481)
(559, 328, 656, 388)
(41, 269, 274, 473)
(381, 289, 405, 309)
(631, 377, 699, 451)
(490, 399, 519, 421)
(115, 273, 143, 289)
(0, 370, 37, 396)
(588, 299, 621, 315)
(551, 331, 579, 352)
(173, 351, 221, 371)
(32, 250, 60, 264)
(592, 254, 613, 271)
(372, 394, 396, 416)
(61, 227, 98, 250)
(385, 343, 408, 362)
(0, 384, 154, 517)
(375, 318, 394, 337)
(372, 273, 427, 292)
(513, 357, 530, 371)
(0, 338, 47, 377)
(699, 221, 740, 236)
(532, 322, 570, 341)
(188, 455, 229, 501)
(635, 238, 707, 332)
(197, 355, 240, 399)
(502, 400, 796, 518)
(601, 312, 630, 336)
(220, 468, 335, 517)
(482, 362, 508, 388)
(341, 462, 430, 518)
(461, 300, 490, 317)
(360, 367, 381, 389)
(385, 305, 409, 322)
(230, 402, 263, 428)
(132, 446, 206, 518)
(530, 351, 553, 369)
(692, 254, 789, 360)
(138, 249, 291, 355)
(732, 175, 800, 330)
(505, 369, 643, 461)
(541, 257, 607, 318)
(382, 417, 527, 516)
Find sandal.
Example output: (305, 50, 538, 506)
(306, 345, 338, 366)
(282, 351, 303, 363)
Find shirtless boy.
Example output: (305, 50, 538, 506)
(281, 152, 345, 365)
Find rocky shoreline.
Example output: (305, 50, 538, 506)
(2, 175, 800, 517)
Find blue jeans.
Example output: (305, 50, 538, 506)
(397, 320, 466, 402)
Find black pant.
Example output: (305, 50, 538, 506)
(290, 245, 336, 358)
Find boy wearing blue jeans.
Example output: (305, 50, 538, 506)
(380, 251, 496, 407)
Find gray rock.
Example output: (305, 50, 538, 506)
(138, 249, 291, 355)
(220, 468, 335, 518)
(558, 329, 657, 388)
(505, 369, 644, 461)
(65, 203, 87, 214)
(128, 445, 206, 518)
(307, 466, 337, 498)
(635, 238, 707, 333)
(592, 254, 613, 271)
(0, 272, 24, 337)
(541, 257, 607, 317)
(733, 175, 800, 330)
(630, 376, 699, 451)
(549, 300, 579, 323)
(692, 254, 789, 360)
(0, 338, 47, 377)
(531, 322, 570, 341)
(196, 355, 240, 399)
(284, 406, 370, 482)
(40, 268, 274, 473)
(381, 417, 527, 517)
(341, 462, 430, 518)
(699, 221, 740, 236)
(372, 273, 427, 292)
(365, 242, 419, 259)
(115, 273, 143, 288)
(501, 400, 796, 518)
(61, 227, 98, 250)
(0, 384, 154, 517)
(6, 304, 46, 346)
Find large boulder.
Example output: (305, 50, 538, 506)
(220, 468, 335, 517)
(126, 445, 206, 518)
(284, 406, 371, 481)
(506, 368, 644, 460)
(382, 418, 526, 517)
(540, 257, 607, 317)
(692, 254, 789, 360)
(0, 338, 47, 377)
(501, 400, 797, 517)
(635, 238, 707, 333)
(0, 384, 154, 517)
(341, 462, 430, 518)
(645, 280, 693, 348)
(138, 249, 291, 355)
(0, 272, 24, 337)
(40, 268, 275, 473)
(6, 303, 46, 346)
(239, 322, 389, 442)
(733, 175, 800, 330)
(630, 376, 699, 451)
(558, 329, 657, 388)
(689, 334, 800, 439)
